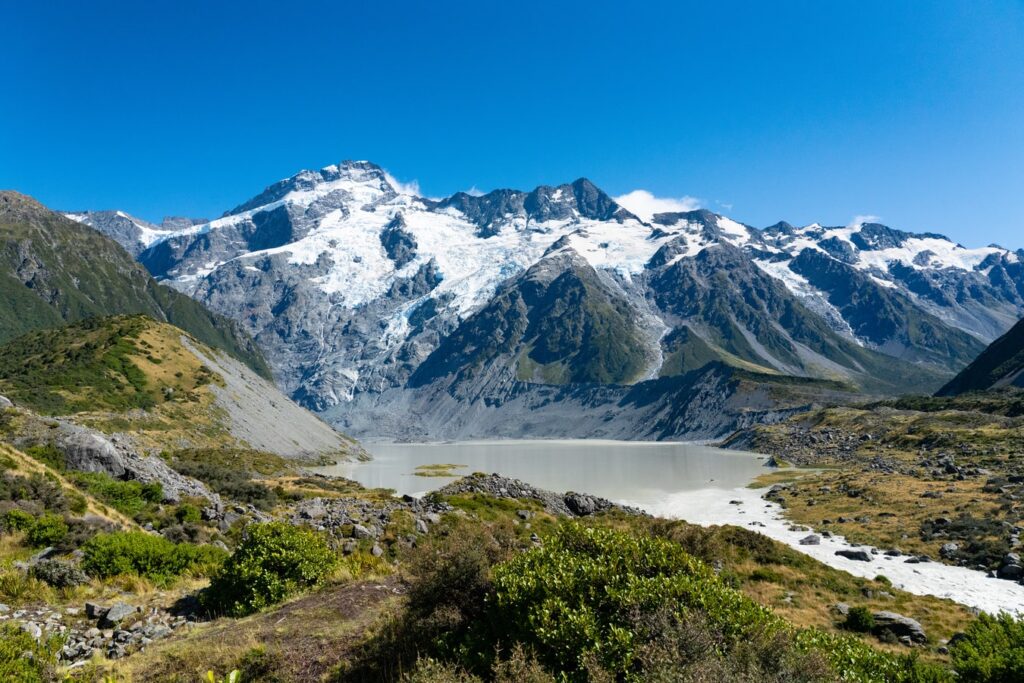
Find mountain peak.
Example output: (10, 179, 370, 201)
(226, 160, 392, 216)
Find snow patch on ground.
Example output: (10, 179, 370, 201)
(634, 485, 1024, 615)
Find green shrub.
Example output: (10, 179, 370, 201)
(489, 523, 939, 683)
(81, 531, 226, 583)
(69, 472, 156, 517)
(23, 444, 65, 472)
(749, 567, 784, 582)
(168, 457, 278, 510)
(844, 606, 876, 633)
(0, 472, 67, 513)
(949, 612, 1024, 682)
(2, 508, 35, 532)
(68, 490, 88, 515)
(0, 623, 63, 682)
(175, 503, 202, 524)
(203, 522, 336, 616)
(141, 482, 164, 503)
(26, 514, 68, 547)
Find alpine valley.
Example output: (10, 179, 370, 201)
(66, 161, 1024, 440)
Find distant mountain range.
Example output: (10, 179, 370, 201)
(53, 161, 1024, 438)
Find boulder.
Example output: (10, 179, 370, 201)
(799, 534, 821, 546)
(939, 542, 960, 559)
(997, 563, 1024, 580)
(100, 602, 137, 628)
(872, 611, 927, 643)
(85, 602, 109, 620)
(52, 423, 216, 503)
(56, 428, 127, 477)
(836, 549, 872, 562)
(564, 492, 601, 516)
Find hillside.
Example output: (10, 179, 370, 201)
(0, 315, 361, 460)
(0, 191, 270, 379)
(938, 317, 1024, 395)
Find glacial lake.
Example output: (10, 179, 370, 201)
(312, 439, 770, 505)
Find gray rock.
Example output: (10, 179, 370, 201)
(370, 544, 383, 557)
(352, 524, 373, 539)
(85, 602, 109, 620)
(51, 422, 217, 504)
(415, 518, 428, 534)
(835, 549, 872, 562)
(100, 602, 137, 628)
(940, 542, 960, 559)
(872, 611, 927, 643)
(799, 534, 821, 546)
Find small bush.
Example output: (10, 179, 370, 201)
(844, 606, 876, 633)
(0, 623, 63, 682)
(949, 612, 1024, 682)
(0, 472, 66, 513)
(30, 559, 89, 588)
(26, 514, 68, 547)
(749, 567, 784, 583)
(81, 531, 226, 583)
(175, 503, 202, 524)
(2, 509, 34, 532)
(70, 472, 159, 517)
(203, 522, 336, 616)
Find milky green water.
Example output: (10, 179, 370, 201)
(311, 439, 768, 506)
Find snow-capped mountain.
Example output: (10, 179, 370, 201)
(64, 210, 206, 257)
(104, 161, 1023, 438)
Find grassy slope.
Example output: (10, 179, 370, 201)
(0, 191, 270, 379)
(0, 315, 264, 454)
(730, 393, 1024, 567)
(0, 441, 137, 529)
(939, 317, 1024, 395)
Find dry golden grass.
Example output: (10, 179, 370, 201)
(768, 467, 1003, 558)
(0, 442, 138, 528)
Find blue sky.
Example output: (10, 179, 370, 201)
(3, 1, 1022, 248)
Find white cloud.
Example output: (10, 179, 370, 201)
(383, 171, 422, 197)
(847, 214, 881, 229)
(613, 190, 701, 222)
(464, 185, 485, 197)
